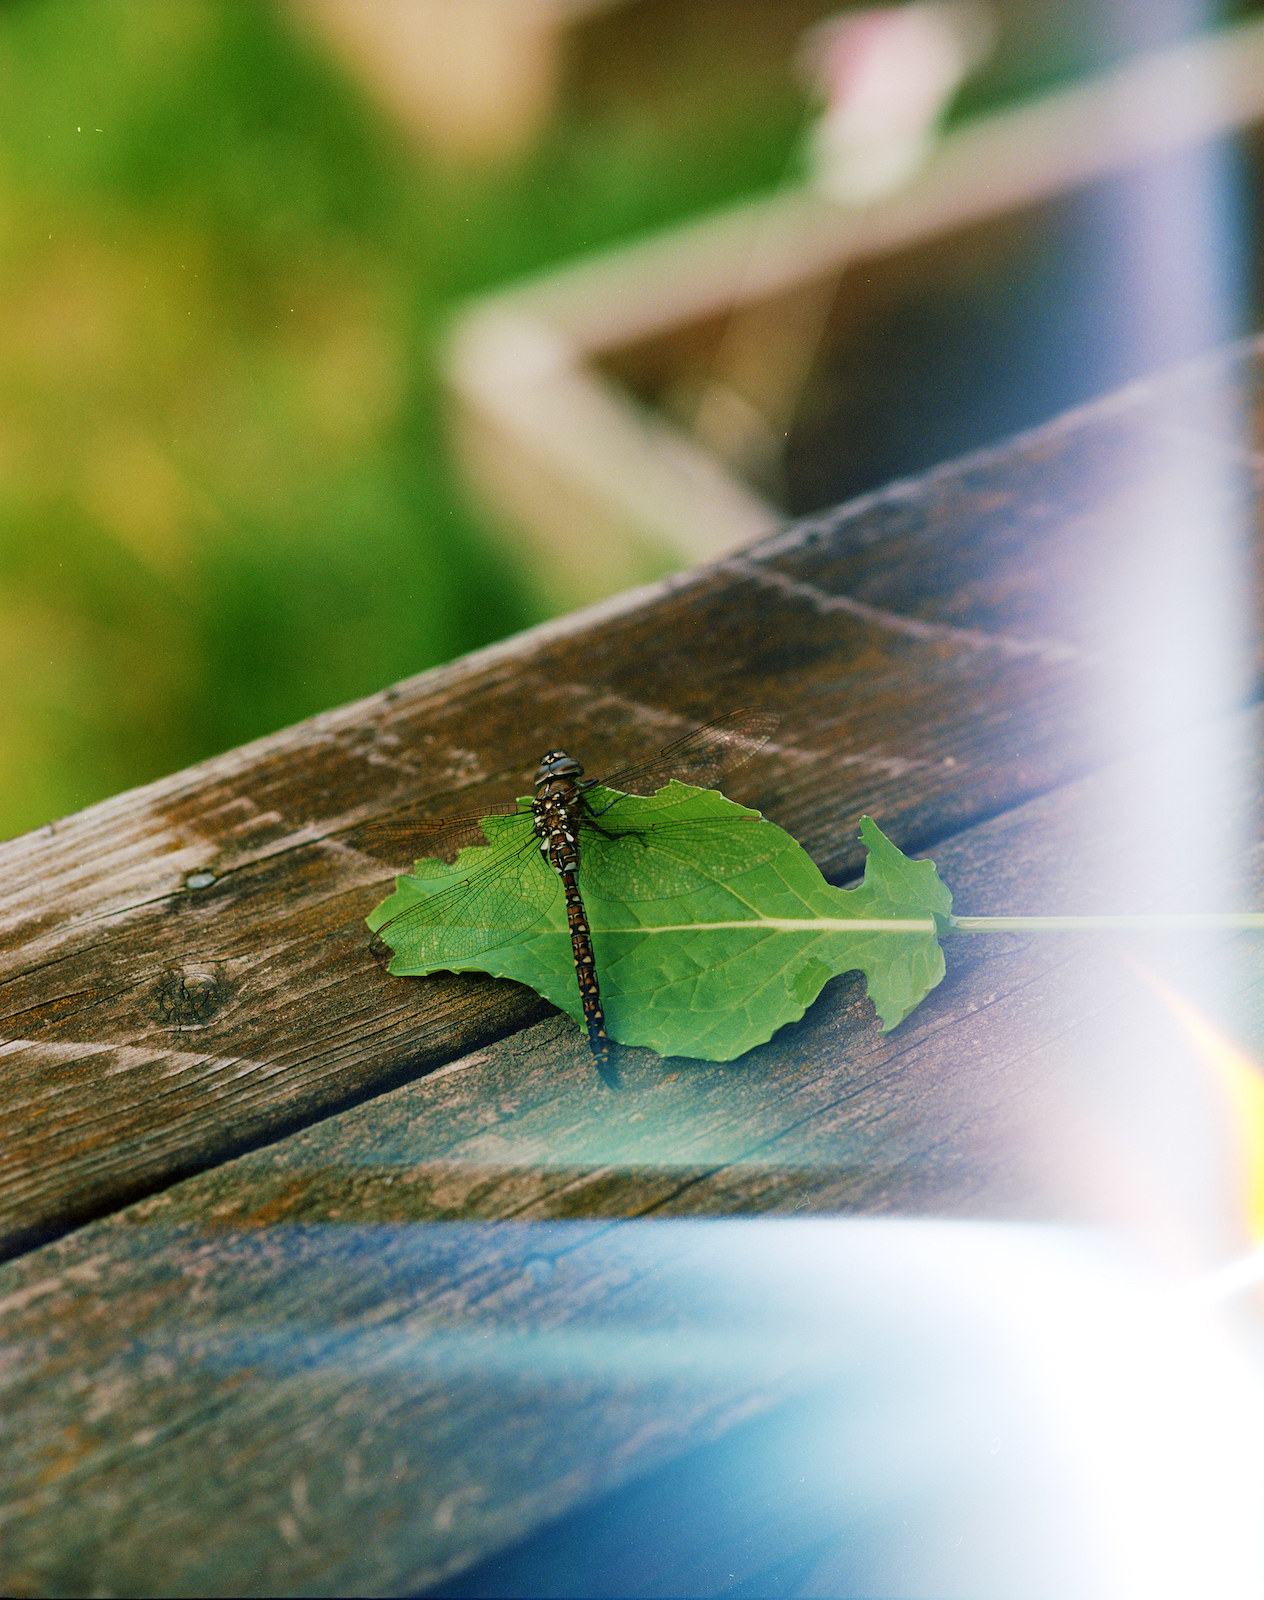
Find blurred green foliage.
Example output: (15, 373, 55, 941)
(0, 0, 812, 839)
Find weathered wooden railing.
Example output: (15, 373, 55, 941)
(1, 342, 1261, 1595)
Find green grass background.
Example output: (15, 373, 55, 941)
(10, 0, 1246, 840)
(0, 0, 814, 839)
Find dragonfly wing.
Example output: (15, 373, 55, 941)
(580, 816, 779, 902)
(349, 804, 522, 865)
(597, 709, 778, 798)
(373, 826, 558, 964)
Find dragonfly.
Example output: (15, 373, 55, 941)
(359, 709, 779, 1086)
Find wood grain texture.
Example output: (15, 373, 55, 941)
(1, 342, 1262, 1597)
(2, 342, 1261, 1259)
(1, 724, 1260, 1596)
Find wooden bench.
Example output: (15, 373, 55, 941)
(2, 342, 1261, 1596)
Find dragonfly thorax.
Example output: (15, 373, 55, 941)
(532, 755, 586, 877)
(533, 750, 584, 790)
(533, 750, 586, 855)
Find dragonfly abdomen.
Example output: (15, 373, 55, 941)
(560, 874, 610, 1063)
(534, 787, 614, 1083)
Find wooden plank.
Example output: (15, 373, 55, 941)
(2, 719, 1260, 1596)
(65, 707, 1264, 1238)
(1, 342, 1260, 1255)
(449, 18, 1264, 584)
(75, 719, 1263, 1243)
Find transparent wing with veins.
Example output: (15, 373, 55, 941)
(594, 708, 779, 798)
(370, 813, 559, 965)
(361, 708, 780, 964)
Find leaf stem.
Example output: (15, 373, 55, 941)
(948, 913, 1264, 934)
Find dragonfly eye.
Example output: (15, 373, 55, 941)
(535, 752, 584, 783)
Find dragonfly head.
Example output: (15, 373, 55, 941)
(534, 750, 584, 787)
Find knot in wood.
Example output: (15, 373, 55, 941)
(155, 962, 226, 1027)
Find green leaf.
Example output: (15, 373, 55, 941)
(367, 787, 952, 1062)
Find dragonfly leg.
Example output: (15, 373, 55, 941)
(578, 793, 649, 848)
